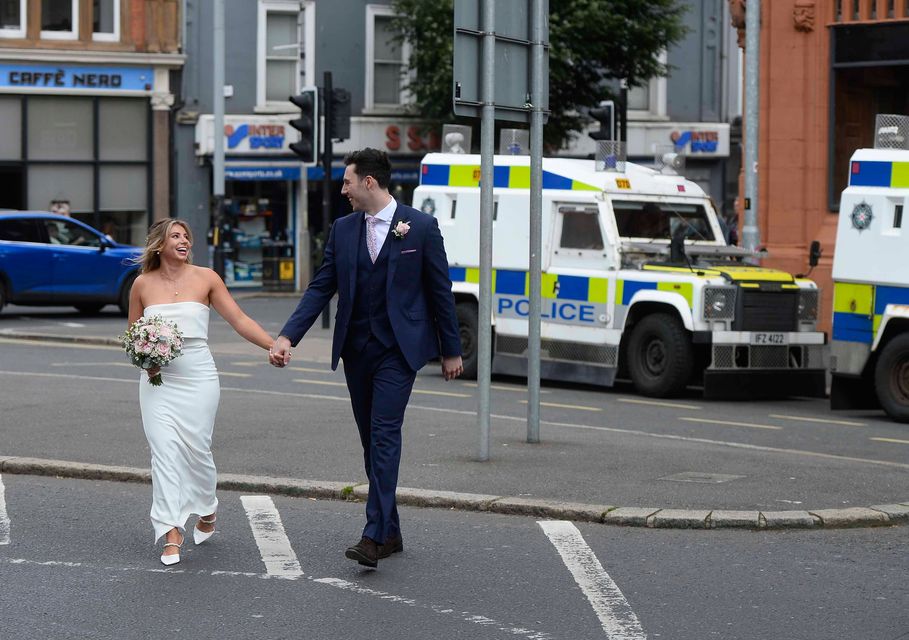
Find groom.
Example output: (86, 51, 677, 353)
(270, 148, 463, 568)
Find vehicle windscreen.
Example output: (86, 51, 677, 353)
(613, 200, 716, 242)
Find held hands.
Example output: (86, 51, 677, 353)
(269, 336, 292, 368)
(441, 356, 464, 381)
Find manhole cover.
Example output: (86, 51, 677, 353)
(659, 472, 745, 484)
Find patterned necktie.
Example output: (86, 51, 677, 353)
(366, 215, 379, 263)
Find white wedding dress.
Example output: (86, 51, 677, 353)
(139, 301, 220, 541)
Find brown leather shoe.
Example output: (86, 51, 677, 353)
(345, 537, 378, 567)
(377, 534, 403, 559)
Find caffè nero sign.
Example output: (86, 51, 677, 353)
(0, 64, 154, 93)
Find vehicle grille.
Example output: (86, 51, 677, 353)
(496, 336, 617, 367)
(709, 344, 824, 370)
(734, 290, 798, 331)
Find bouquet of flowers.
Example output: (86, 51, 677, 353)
(119, 315, 184, 386)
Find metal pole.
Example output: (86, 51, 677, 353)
(527, 0, 544, 444)
(742, 0, 761, 252)
(477, 0, 495, 462)
(212, 0, 226, 276)
(321, 72, 334, 329)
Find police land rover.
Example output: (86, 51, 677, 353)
(830, 115, 909, 422)
(413, 151, 826, 398)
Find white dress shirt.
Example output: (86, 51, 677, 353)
(364, 197, 397, 256)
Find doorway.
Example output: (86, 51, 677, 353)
(0, 166, 24, 210)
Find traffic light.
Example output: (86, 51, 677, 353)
(330, 88, 351, 141)
(289, 86, 319, 165)
(588, 100, 615, 142)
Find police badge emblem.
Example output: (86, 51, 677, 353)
(850, 202, 873, 231)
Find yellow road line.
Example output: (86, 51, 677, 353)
(519, 400, 602, 412)
(411, 389, 472, 398)
(294, 378, 346, 387)
(229, 361, 264, 367)
(461, 382, 550, 394)
(219, 371, 252, 378)
(288, 367, 326, 373)
(870, 437, 909, 445)
(679, 417, 782, 431)
(0, 338, 121, 351)
(769, 414, 866, 427)
(618, 398, 702, 410)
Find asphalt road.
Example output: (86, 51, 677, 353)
(2, 474, 908, 640)
(1, 299, 908, 512)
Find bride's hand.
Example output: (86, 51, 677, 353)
(146, 366, 161, 379)
(269, 336, 292, 368)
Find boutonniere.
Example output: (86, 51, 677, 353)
(392, 220, 411, 239)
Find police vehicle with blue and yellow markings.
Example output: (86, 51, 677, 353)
(414, 152, 826, 398)
(830, 115, 909, 422)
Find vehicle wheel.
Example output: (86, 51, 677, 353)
(74, 303, 104, 315)
(874, 333, 909, 423)
(118, 272, 137, 316)
(627, 313, 693, 397)
(456, 301, 479, 380)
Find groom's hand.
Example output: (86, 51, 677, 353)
(269, 336, 292, 368)
(441, 356, 463, 381)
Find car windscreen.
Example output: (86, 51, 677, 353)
(613, 201, 716, 242)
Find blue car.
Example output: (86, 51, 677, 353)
(0, 211, 142, 315)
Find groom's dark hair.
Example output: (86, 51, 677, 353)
(345, 148, 392, 189)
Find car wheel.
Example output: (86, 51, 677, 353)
(74, 303, 105, 315)
(874, 333, 909, 423)
(627, 313, 693, 397)
(118, 272, 137, 316)
(456, 301, 479, 380)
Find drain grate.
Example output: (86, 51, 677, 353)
(659, 472, 745, 484)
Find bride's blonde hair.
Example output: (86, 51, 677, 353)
(135, 219, 194, 273)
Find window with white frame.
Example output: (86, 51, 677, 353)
(365, 4, 411, 111)
(627, 52, 668, 120)
(0, 0, 26, 38)
(257, 0, 315, 110)
(93, 0, 120, 42)
(41, 0, 78, 40)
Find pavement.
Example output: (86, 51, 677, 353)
(2, 295, 908, 531)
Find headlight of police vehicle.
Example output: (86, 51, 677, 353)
(797, 288, 819, 321)
(702, 286, 736, 320)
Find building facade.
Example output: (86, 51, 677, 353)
(733, 0, 909, 330)
(0, 0, 183, 245)
(175, 0, 433, 290)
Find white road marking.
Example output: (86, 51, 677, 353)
(539, 520, 646, 639)
(618, 397, 701, 410)
(520, 400, 602, 412)
(218, 371, 252, 378)
(59, 322, 86, 328)
(1, 556, 554, 638)
(679, 417, 782, 431)
(240, 495, 304, 578)
(462, 382, 551, 394)
(0, 338, 122, 351)
(411, 389, 472, 398)
(293, 378, 347, 387)
(769, 414, 866, 427)
(870, 437, 909, 445)
(0, 475, 9, 545)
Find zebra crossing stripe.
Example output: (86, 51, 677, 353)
(0, 475, 9, 545)
(240, 495, 303, 578)
(538, 520, 646, 639)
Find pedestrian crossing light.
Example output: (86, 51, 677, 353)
(289, 86, 319, 165)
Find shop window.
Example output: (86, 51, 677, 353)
(93, 0, 119, 42)
(0, 0, 26, 38)
(365, 4, 412, 112)
(99, 98, 147, 161)
(0, 97, 21, 159)
(100, 165, 147, 243)
(27, 97, 93, 161)
(28, 165, 94, 214)
(257, 0, 315, 110)
(41, 0, 78, 40)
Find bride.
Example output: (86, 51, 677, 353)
(127, 218, 280, 565)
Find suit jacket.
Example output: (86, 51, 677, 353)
(280, 202, 461, 372)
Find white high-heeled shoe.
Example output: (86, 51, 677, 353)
(160, 540, 182, 566)
(193, 515, 217, 545)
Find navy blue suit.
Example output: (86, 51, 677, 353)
(280, 202, 460, 543)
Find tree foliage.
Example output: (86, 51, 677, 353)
(390, 0, 688, 150)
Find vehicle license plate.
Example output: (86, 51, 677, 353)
(750, 332, 788, 346)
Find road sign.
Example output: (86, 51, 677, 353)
(453, 0, 549, 124)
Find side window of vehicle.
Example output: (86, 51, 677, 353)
(0, 219, 42, 243)
(44, 220, 101, 248)
(558, 207, 604, 250)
